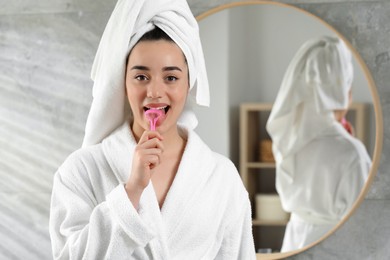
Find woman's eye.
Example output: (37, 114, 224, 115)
(135, 75, 148, 81)
(166, 76, 178, 82)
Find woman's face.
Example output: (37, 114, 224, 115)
(125, 40, 189, 138)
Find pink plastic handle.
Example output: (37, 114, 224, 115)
(145, 109, 163, 131)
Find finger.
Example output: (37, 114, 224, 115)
(144, 154, 161, 169)
(139, 130, 163, 144)
(136, 148, 163, 163)
(139, 138, 164, 152)
(139, 148, 163, 158)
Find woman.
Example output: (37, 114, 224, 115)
(49, 0, 255, 259)
(266, 36, 371, 252)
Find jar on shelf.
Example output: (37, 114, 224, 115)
(259, 139, 275, 162)
(255, 194, 289, 221)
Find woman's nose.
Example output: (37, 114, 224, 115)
(147, 81, 162, 98)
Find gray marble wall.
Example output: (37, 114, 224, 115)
(0, 0, 388, 259)
(0, 1, 115, 259)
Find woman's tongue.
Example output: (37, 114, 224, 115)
(144, 106, 169, 129)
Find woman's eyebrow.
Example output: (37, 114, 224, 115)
(130, 65, 182, 72)
(131, 65, 149, 71)
(163, 66, 182, 72)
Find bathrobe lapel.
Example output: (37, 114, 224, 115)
(102, 123, 216, 258)
(138, 183, 170, 259)
(160, 128, 216, 236)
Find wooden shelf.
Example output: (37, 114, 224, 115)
(247, 162, 275, 169)
(252, 219, 289, 226)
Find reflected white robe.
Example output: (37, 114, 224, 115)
(278, 126, 371, 252)
(49, 123, 255, 259)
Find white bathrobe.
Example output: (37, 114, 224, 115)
(50, 122, 255, 260)
(278, 123, 371, 252)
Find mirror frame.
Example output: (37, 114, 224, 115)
(196, 1, 383, 259)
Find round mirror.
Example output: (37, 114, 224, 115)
(195, 1, 382, 259)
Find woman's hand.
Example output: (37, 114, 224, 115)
(125, 131, 164, 208)
(341, 117, 355, 136)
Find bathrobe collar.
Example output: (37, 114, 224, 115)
(101, 121, 217, 230)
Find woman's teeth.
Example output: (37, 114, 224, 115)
(144, 106, 170, 114)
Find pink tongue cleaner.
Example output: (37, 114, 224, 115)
(145, 109, 163, 131)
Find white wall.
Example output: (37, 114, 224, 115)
(196, 10, 230, 157)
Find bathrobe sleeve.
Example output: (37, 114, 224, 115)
(334, 147, 371, 217)
(215, 190, 256, 260)
(49, 150, 155, 260)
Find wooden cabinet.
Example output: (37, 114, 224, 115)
(239, 102, 368, 252)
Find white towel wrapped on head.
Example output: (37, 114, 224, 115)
(83, 0, 209, 147)
(266, 36, 353, 182)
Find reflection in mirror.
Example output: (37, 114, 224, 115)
(266, 36, 371, 252)
(195, 2, 376, 257)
